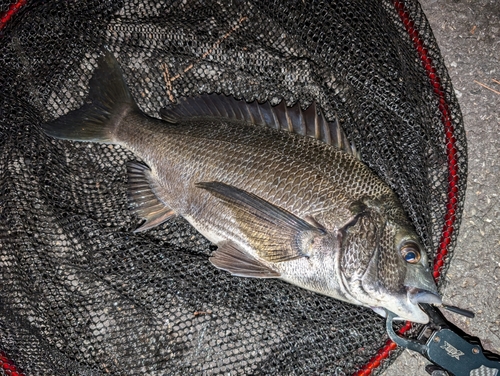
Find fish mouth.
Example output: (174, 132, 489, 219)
(338, 254, 442, 323)
(387, 287, 442, 323)
(407, 286, 442, 306)
(368, 287, 442, 324)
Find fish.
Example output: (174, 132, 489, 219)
(42, 52, 441, 324)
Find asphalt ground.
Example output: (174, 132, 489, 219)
(383, 0, 500, 375)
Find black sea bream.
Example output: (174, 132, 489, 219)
(42, 52, 441, 324)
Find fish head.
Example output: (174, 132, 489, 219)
(338, 206, 441, 324)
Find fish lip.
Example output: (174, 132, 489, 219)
(361, 283, 439, 324)
(406, 286, 442, 305)
(371, 295, 431, 324)
(345, 279, 436, 324)
(378, 287, 441, 323)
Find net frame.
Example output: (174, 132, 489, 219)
(0, 0, 466, 374)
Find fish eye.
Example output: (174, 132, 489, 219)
(400, 243, 421, 264)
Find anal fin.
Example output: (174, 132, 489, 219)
(127, 161, 176, 232)
(210, 241, 281, 279)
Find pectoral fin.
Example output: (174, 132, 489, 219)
(196, 181, 326, 263)
(210, 241, 280, 278)
(127, 161, 176, 232)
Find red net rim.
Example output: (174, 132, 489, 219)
(0, 0, 25, 31)
(354, 0, 459, 374)
(0, 1, 460, 375)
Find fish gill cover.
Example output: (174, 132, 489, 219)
(0, 0, 466, 375)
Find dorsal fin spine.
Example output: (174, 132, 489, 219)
(313, 103, 320, 140)
(323, 115, 332, 145)
(159, 93, 359, 159)
(269, 102, 280, 130)
(285, 106, 292, 132)
(335, 122, 342, 151)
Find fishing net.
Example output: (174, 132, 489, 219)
(0, 0, 466, 375)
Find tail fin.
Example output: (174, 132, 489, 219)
(42, 51, 138, 143)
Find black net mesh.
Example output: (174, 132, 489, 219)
(0, 0, 466, 375)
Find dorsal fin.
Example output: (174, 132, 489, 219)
(160, 94, 359, 159)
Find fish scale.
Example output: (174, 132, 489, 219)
(42, 51, 443, 324)
(118, 114, 363, 224)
